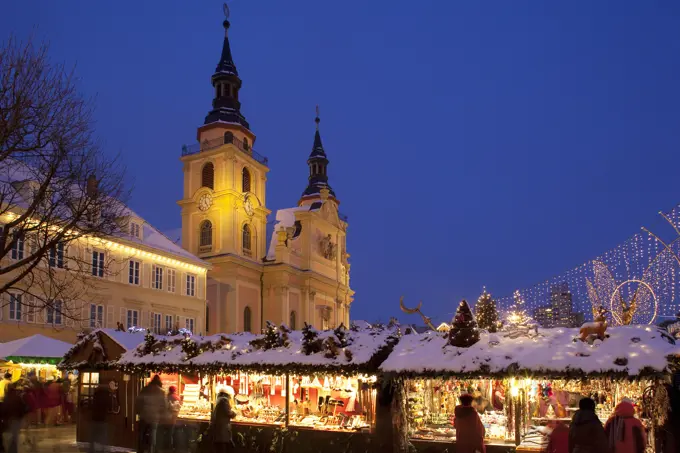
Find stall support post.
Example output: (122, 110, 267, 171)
(285, 372, 290, 428)
(514, 392, 521, 446)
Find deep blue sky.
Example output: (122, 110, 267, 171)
(3, 1, 680, 323)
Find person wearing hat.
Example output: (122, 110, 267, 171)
(604, 400, 646, 453)
(454, 393, 486, 453)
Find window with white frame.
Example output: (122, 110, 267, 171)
(186, 274, 196, 297)
(126, 309, 139, 329)
(90, 304, 104, 328)
(92, 251, 105, 277)
(153, 313, 162, 334)
(152, 265, 163, 290)
(165, 315, 173, 333)
(49, 242, 65, 268)
(130, 222, 141, 239)
(9, 294, 22, 321)
(11, 234, 24, 260)
(129, 260, 140, 285)
(25, 301, 35, 323)
(167, 269, 176, 293)
(47, 300, 62, 325)
(185, 317, 195, 333)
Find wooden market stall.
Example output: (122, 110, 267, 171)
(0, 334, 73, 381)
(381, 325, 679, 453)
(59, 329, 146, 450)
(116, 322, 399, 453)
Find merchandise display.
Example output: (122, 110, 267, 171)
(287, 374, 375, 431)
(405, 378, 511, 444)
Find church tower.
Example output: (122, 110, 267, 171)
(179, 11, 270, 334)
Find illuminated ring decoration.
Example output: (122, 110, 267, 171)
(608, 279, 657, 325)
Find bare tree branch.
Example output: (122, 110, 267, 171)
(0, 36, 131, 325)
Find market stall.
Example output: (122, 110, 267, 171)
(0, 334, 73, 381)
(59, 329, 146, 450)
(117, 322, 399, 453)
(381, 324, 679, 453)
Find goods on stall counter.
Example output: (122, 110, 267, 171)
(178, 398, 212, 421)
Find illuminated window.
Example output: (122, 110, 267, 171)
(243, 306, 252, 333)
(152, 265, 163, 290)
(201, 162, 214, 190)
(243, 137, 250, 151)
(80, 372, 100, 403)
(199, 221, 212, 250)
(290, 311, 297, 330)
(242, 168, 251, 193)
(167, 268, 176, 293)
(242, 224, 252, 255)
(92, 251, 105, 277)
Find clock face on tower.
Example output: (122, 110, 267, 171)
(244, 195, 254, 217)
(198, 193, 213, 211)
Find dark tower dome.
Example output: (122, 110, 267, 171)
(204, 13, 250, 130)
(300, 107, 336, 203)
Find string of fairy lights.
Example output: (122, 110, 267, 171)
(430, 203, 680, 326)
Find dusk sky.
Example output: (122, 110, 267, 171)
(3, 1, 680, 324)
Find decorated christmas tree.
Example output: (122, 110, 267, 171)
(475, 288, 499, 333)
(302, 322, 323, 355)
(448, 300, 480, 347)
(503, 290, 538, 338)
(263, 321, 281, 350)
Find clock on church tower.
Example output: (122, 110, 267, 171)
(177, 11, 270, 262)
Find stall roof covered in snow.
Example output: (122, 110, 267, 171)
(380, 326, 680, 378)
(0, 334, 72, 361)
(59, 329, 147, 369)
(116, 326, 399, 375)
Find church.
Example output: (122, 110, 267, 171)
(178, 13, 354, 335)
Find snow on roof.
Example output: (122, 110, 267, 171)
(100, 329, 147, 352)
(380, 326, 680, 378)
(0, 334, 73, 360)
(265, 206, 310, 260)
(117, 326, 399, 375)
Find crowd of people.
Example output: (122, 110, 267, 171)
(452, 394, 647, 453)
(0, 371, 77, 453)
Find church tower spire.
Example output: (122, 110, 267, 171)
(300, 107, 336, 204)
(204, 6, 250, 130)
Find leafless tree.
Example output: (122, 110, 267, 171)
(0, 37, 130, 326)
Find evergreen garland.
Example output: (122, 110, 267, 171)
(448, 300, 480, 347)
(475, 288, 499, 333)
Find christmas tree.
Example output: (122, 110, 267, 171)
(475, 288, 499, 333)
(448, 300, 480, 347)
(502, 290, 538, 338)
(263, 321, 281, 350)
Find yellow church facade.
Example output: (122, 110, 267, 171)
(179, 15, 353, 334)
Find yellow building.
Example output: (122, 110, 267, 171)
(0, 209, 210, 343)
(179, 15, 353, 334)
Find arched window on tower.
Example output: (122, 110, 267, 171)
(289, 311, 297, 330)
(243, 306, 252, 333)
(201, 162, 214, 190)
(242, 224, 252, 256)
(224, 131, 234, 144)
(242, 168, 251, 193)
(199, 220, 213, 253)
(243, 137, 250, 151)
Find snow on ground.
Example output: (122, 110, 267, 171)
(380, 325, 680, 377)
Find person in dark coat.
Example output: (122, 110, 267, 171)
(136, 376, 166, 453)
(3, 384, 27, 453)
(90, 383, 110, 453)
(454, 394, 486, 453)
(211, 392, 237, 453)
(568, 397, 609, 453)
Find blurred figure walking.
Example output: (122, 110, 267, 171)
(162, 386, 181, 452)
(211, 391, 236, 453)
(90, 383, 110, 453)
(3, 384, 28, 453)
(136, 376, 166, 453)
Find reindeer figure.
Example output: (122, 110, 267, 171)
(620, 293, 637, 325)
(579, 306, 608, 342)
(399, 297, 437, 331)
